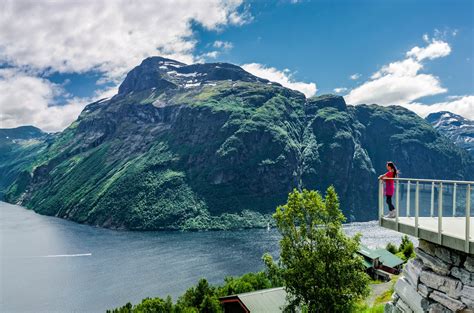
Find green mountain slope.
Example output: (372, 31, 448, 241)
(0, 126, 53, 199)
(2, 57, 472, 229)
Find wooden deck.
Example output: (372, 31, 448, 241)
(380, 217, 474, 254)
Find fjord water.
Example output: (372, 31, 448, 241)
(1, 201, 409, 313)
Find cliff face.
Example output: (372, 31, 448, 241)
(2, 57, 473, 230)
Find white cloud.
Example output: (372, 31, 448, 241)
(344, 36, 473, 120)
(345, 74, 446, 106)
(371, 58, 422, 79)
(404, 96, 474, 120)
(333, 87, 348, 93)
(0, 0, 247, 131)
(202, 51, 220, 59)
(406, 40, 451, 61)
(242, 63, 317, 97)
(350, 73, 361, 80)
(213, 40, 233, 50)
(0, 68, 118, 132)
(345, 38, 450, 106)
(0, 0, 246, 82)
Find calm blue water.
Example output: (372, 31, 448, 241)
(0, 201, 410, 313)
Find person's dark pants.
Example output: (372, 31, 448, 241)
(386, 195, 395, 211)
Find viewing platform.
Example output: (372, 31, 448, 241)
(378, 178, 473, 254)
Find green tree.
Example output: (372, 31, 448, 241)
(133, 296, 174, 313)
(397, 235, 415, 260)
(385, 242, 398, 254)
(176, 279, 221, 313)
(273, 187, 370, 312)
(262, 253, 284, 287)
(218, 272, 272, 296)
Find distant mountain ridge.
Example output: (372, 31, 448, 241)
(0, 126, 53, 199)
(426, 111, 474, 155)
(1, 57, 472, 230)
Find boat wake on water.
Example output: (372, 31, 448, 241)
(38, 253, 92, 258)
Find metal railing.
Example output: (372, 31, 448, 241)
(378, 177, 473, 252)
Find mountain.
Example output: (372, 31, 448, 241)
(0, 126, 53, 199)
(426, 111, 474, 155)
(2, 57, 473, 230)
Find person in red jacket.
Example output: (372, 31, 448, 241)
(378, 161, 398, 218)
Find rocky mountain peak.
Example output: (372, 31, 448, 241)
(426, 111, 474, 155)
(118, 56, 279, 95)
(426, 111, 468, 127)
(306, 95, 347, 115)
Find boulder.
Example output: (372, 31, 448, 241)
(396, 298, 414, 313)
(395, 277, 425, 313)
(419, 239, 437, 256)
(428, 303, 451, 313)
(385, 301, 402, 313)
(461, 285, 474, 301)
(420, 270, 462, 299)
(452, 266, 474, 286)
(415, 248, 451, 275)
(465, 256, 474, 272)
(405, 258, 424, 287)
(461, 297, 474, 310)
(418, 283, 433, 298)
(392, 293, 400, 302)
(435, 246, 462, 266)
(429, 290, 466, 312)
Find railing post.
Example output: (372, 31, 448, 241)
(395, 180, 399, 230)
(415, 181, 419, 237)
(466, 184, 471, 253)
(438, 182, 443, 244)
(378, 179, 383, 224)
(430, 182, 435, 217)
(406, 180, 411, 217)
(452, 183, 457, 217)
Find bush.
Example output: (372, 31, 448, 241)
(385, 242, 398, 254)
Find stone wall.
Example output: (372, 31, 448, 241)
(385, 239, 473, 313)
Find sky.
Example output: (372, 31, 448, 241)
(0, 0, 472, 132)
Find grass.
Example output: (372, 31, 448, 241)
(356, 303, 385, 313)
(374, 282, 395, 305)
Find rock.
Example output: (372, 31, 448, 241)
(420, 270, 463, 299)
(418, 283, 433, 298)
(428, 303, 451, 313)
(405, 258, 424, 287)
(429, 290, 466, 312)
(396, 298, 414, 313)
(421, 298, 434, 311)
(385, 301, 402, 313)
(465, 256, 474, 272)
(419, 240, 437, 256)
(462, 285, 474, 301)
(416, 248, 451, 275)
(461, 297, 474, 310)
(452, 266, 474, 286)
(435, 246, 462, 266)
(392, 293, 400, 301)
(395, 277, 425, 313)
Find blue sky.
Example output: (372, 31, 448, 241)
(0, 0, 472, 131)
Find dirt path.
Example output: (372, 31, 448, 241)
(367, 281, 394, 306)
